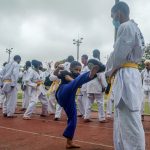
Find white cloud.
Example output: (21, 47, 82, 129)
(0, 0, 149, 66)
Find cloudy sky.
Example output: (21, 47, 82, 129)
(0, 0, 150, 66)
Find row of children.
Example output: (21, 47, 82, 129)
(0, 50, 109, 148)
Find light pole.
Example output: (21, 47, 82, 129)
(6, 48, 13, 63)
(73, 37, 83, 61)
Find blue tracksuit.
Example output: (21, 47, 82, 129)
(56, 72, 92, 139)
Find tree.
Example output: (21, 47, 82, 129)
(139, 44, 150, 71)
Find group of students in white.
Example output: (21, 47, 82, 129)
(0, 50, 111, 122)
(0, 1, 149, 149)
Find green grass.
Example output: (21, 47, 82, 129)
(17, 92, 150, 114)
(92, 101, 150, 114)
(144, 102, 150, 114)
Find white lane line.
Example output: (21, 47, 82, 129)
(1, 114, 150, 133)
(0, 125, 113, 149)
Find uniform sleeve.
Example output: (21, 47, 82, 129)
(106, 24, 135, 76)
(11, 64, 20, 86)
(50, 73, 58, 81)
(97, 73, 107, 88)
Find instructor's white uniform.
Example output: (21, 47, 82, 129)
(106, 20, 145, 150)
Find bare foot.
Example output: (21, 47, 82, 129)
(89, 65, 100, 79)
(23, 116, 31, 120)
(66, 139, 80, 149)
(66, 143, 80, 149)
(99, 120, 109, 123)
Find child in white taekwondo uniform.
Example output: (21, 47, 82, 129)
(84, 59, 107, 123)
(23, 60, 48, 120)
(0, 62, 7, 109)
(106, 2, 145, 150)
(141, 60, 150, 120)
(20, 61, 32, 111)
(77, 54, 89, 117)
(1, 55, 21, 118)
(48, 62, 62, 120)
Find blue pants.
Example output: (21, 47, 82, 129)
(56, 72, 91, 139)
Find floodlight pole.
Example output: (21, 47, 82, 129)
(73, 37, 83, 61)
(6, 48, 13, 63)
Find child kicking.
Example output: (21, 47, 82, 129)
(54, 59, 105, 149)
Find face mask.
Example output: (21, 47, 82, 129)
(72, 72, 80, 78)
(39, 66, 43, 71)
(88, 63, 94, 70)
(112, 19, 120, 29)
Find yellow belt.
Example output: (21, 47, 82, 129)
(105, 63, 138, 100)
(36, 81, 44, 86)
(48, 81, 60, 93)
(121, 62, 138, 69)
(76, 88, 81, 96)
(3, 79, 12, 83)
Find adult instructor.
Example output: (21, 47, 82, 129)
(106, 2, 145, 150)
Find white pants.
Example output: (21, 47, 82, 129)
(24, 91, 48, 117)
(55, 103, 62, 119)
(114, 99, 145, 150)
(106, 93, 114, 117)
(22, 87, 31, 109)
(84, 93, 105, 121)
(3, 87, 17, 116)
(141, 91, 150, 115)
(77, 91, 87, 116)
(0, 91, 5, 108)
(48, 92, 56, 114)
(48, 92, 62, 118)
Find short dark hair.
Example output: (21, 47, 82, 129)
(93, 49, 100, 57)
(67, 55, 74, 63)
(14, 55, 21, 61)
(31, 60, 39, 69)
(82, 54, 88, 60)
(70, 61, 81, 69)
(25, 61, 31, 67)
(111, 1, 130, 16)
(38, 61, 43, 67)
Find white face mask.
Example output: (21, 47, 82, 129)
(112, 11, 121, 29)
(112, 19, 120, 29)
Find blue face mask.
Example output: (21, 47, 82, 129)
(112, 19, 120, 29)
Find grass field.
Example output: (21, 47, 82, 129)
(17, 92, 150, 114)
